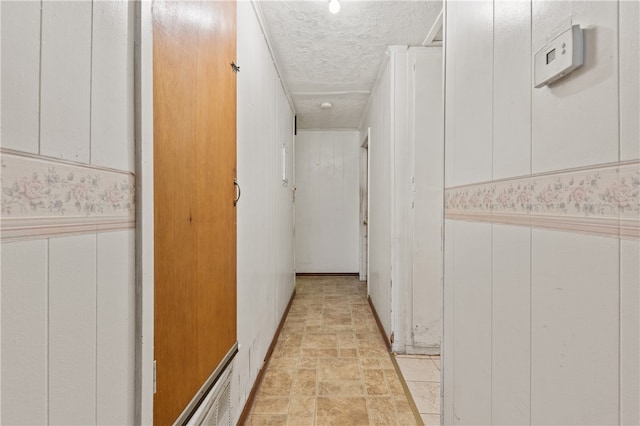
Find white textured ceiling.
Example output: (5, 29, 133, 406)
(258, 0, 443, 129)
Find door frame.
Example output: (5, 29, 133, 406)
(359, 128, 370, 285)
(134, 1, 155, 423)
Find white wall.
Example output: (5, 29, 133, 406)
(361, 46, 444, 353)
(407, 47, 443, 354)
(294, 130, 360, 273)
(232, 2, 296, 424)
(361, 55, 393, 338)
(443, 1, 639, 424)
(1, 1, 136, 425)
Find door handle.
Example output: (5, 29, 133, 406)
(234, 179, 241, 206)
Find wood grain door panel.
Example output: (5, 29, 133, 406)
(193, 0, 237, 384)
(153, 1, 237, 424)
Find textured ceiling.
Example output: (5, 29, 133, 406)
(258, 0, 443, 129)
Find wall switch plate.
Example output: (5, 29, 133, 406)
(534, 25, 584, 88)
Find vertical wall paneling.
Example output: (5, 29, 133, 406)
(48, 235, 97, 425)
(443, 0, 455, 190)
(491, 225, 531, 425)
(365, 62, 392, 337)
(1, 240, 48, 425)
(275, 77, 294, 317)
(0, 1, 41, 153)
(91, 0, 135, 172)
(40, 1, 92, 162)
(531, 1, 618, 173)
(406, 48, 418, 351)
(452, 221, 492, 425)
(2, 1, 137, 423)
(266, 49, 276, 339)
(441, 220, 455, 426)
(362, 45, 445, 348)
(447, 0, 493, 186)
(442, 19, 451, 421)
(444, 0, 638, 423)
(531, 230, 619, 425)
(390, 46, 409, 350)
(235, 3, 260, 408)
(233, 2, 296, 423)
(0, 239, 2, 424)
(137, 2, 156, 421)
(295, 131, 359, 273)
(97, 230, 135, 425)
(408, 47, 443, 353)
(493, 0, 531, 179)
(620, 240, 640, 425)
(619, 0, 640, 161)
(444, 3, 493, 420)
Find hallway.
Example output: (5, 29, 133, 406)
(244, 276, 422, 426)
(1, 0, 638, 424)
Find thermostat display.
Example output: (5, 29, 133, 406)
(546, 49, 556, 64)
(534, 25, 584, 88)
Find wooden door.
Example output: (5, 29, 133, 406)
(153, 1, 237, 424)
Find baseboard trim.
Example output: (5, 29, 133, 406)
(295, 272, 359, 277)
(368, 296, 392, 351)
(237, 288, 296, 426)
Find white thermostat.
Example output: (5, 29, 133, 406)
(534, 25, 584, 88)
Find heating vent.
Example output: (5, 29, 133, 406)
(186, 365, 232, 426)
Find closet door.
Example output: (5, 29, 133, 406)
(153, 1, 237, 424)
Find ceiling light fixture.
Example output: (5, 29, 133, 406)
(320, 102, 333, 109)
(328, 0, 340, 14)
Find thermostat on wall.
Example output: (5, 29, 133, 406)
(534, 25, 584, 88)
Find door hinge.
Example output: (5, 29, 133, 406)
(231, 61, 240, 73)
(153, 360, 157, 394)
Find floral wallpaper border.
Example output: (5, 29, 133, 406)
(1, 150, 135, 241)
(445, 161, 640, 239)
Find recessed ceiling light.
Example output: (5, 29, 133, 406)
(328, 0, 340, 14)
(320, 102, 333, 109)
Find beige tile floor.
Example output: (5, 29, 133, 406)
(394, 355, 441, 426)
(245, 276, 421, 426)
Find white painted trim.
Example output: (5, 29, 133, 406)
(292, 117, 297, 276)
(422, 8, 443, 46)
(250, 0, 296, 114)
(389, 47, 397, 350)
(291, 90, 371, 96)
(0, 148, 136, 176)
(297, 128, 359, 133)
(134, 1, 154, 424)
(176, 344, 237, 425)
(388, 46, 410, 353)
(1, 217, 134, 242)
(440, 1, 448, 418)
(359, 134, 369, 282)
(366, 126, 371, 297)
(186, 362, 233, 426)
(405, 50, 417, 355)
(0, 2, 4, 420)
